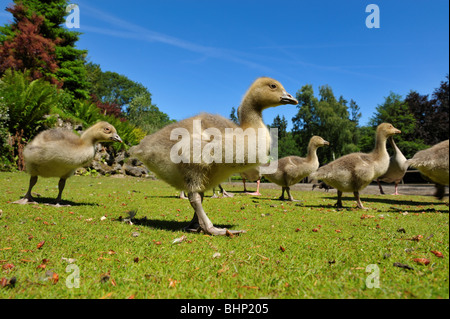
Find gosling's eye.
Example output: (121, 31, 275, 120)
(269, 84, 277, 89)
(104, 127, 111, 133)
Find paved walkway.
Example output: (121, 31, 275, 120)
(223, 181, 449, 198)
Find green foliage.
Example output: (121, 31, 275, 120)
(0, 0, 90, 99)
(292, 84, 359, 163)
(0, 93, 14, 171)
(369, 92, 428, 158)
(229, 106, 239, 124)
(86, 62, 149, 106)
(127, 92, 174, 134)
(0, 69, 58, 138)
(68, 98, 146, 149)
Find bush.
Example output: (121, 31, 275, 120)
(0, 69, 60, 169)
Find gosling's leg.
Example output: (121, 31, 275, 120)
(279, 187, 286, 200)
(335, 190, 343, 208)
(47, 178, 70, 207)
(434, 184, 445, 200)
(354, 191, 368, 210)
(246, 179, 261, 196)
(241, 178, 246, 192)
(185, 191, 244, 236)
(179, 191, 188, 199)
(286, 186, 298, 201)
(13, 176, 38, 204)
(377, 179, 385, 195)
(219, 184, 234, 198)
(392, 182, 400, 195)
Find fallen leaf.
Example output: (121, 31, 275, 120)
(37, 240, 45, 249)
(431, 250, 443, 258)
(171, 235, 187, 244)
(168, 278, 179, 288)
(413, 258, 430, 265)
(51, 272, 59, 284)
(360, 214, 375, 219)
(100, 292, 113, 299)
(411, 235, 423, 242)
(280, 246, 286, 252)
(312, 228, 319, 232)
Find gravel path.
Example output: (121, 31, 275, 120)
(223, 181, 449, 198)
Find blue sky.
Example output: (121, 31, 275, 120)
(1, 0, 449, 129)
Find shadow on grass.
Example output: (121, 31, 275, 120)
(11, 196, 99, 207)
(323, 195, 442, 207)
(117, 217, 238, 233)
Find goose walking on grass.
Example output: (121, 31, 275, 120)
(310, 123, 401, 209)
(263, 136, 329, 201)
(130, 77, 298, 235)
(13, 121, 122, 206)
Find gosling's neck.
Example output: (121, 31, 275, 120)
(238, 100, 266, 131)
(80, 127, 99, 147)
(372, 134, 389, 161)
(306, 143, 319, 163)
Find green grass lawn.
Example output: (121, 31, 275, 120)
(0, 172, 448, 299)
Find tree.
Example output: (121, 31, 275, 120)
(85, 62, 149, 107)
(270, 115, 288, 139)
(0, 0, 90, 99)
(0, 4, 61, 86)
(292, 84, 358, 163)
(229, 106, 239, 124)
(405, 75, 449, 145)
(127, 92, 174, 134)
(369, 92, 427, 158)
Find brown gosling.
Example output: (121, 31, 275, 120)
(376, 136, 408, 195)
(310, 123, 401, 209)
(130, 77, 298, 236)
(263, 136, 329, 201)
(13, 121, 122, 206)
(407, 139, 449, 200)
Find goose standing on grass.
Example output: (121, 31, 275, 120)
(263, 136, 329, 201)
(241, 167, 262, 195)
(13, 121, 122, 206)
(376, 136, 408, 195)
(310, 123, 401, 209)
(130, 77, 298, 236)
(407, 139, 449, 200)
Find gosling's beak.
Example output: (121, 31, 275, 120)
(112, 133, 123, 143)
(324, 140, 330, 145)
(280, 92, 298, 105)
(394, 129, 401, 135)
